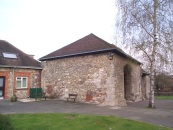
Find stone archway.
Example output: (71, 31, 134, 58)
(124, 64, 132, 100)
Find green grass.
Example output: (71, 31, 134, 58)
(9, 113, 171, 130)
(155, 96, 173, 100)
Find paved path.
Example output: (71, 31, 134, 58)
(0, 99, 173, 128)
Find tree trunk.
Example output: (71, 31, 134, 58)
(149, 0, 157, 108)
(149, 67, 155, 108)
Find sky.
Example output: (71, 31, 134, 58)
(0, 0, 117, 59)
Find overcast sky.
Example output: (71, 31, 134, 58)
(0, 0, 117, 59)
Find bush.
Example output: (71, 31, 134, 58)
(0, 114, 14, 130)
(10, 95, 17, 102)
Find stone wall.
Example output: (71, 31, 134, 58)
(142, 75, 150, 99)
(41, 52, 143, 106)
(0, 68, 41, 99)
(112, 54, 142, 106)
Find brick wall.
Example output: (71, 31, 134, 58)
(0, 68, 41, 99)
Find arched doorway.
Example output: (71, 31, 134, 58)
(124, 64, 132, 100)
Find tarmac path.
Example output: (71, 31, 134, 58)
(0, 99, 173, 128)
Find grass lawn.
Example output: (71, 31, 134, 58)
(155, 96, 173, 100)
(9, 113, 171, 130)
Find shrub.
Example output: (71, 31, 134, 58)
(0, 114, 14, 130)
(10, 95, 17, 102)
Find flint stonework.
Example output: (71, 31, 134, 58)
(41, 52, 148, 107)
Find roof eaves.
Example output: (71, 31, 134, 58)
(0, 65, 43, 70)
(39, 48, 113, 61)
(39, 48, 141, 64)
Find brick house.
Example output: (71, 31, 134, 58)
(39, 34, 150, 106)
(0, 40, 42, 99)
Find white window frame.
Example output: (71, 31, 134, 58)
(2, 52, 17, 59)
(16, 77, 28, 89)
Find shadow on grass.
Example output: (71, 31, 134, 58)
(0, 114, 14, 130)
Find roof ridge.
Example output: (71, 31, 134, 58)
(39, 34, 96, 59)
(89, 34, 128, 54)
(89, 33, 115, 48)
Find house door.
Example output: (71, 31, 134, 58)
(0, 77, 5, 98)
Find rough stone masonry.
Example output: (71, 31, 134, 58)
(41, 52, 148, 107)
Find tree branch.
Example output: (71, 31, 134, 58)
(133, 39, 152, 63)
(131, 13, 154, 39)
(139, 0, 153, 18)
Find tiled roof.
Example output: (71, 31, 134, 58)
(0, 40, 42, 69)
(39, 33, 140, 64)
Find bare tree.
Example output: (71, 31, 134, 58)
(115, 0, 173, 108)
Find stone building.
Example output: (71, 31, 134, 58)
(0, 40, 42, 99)
(40, 34, 150, 106)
